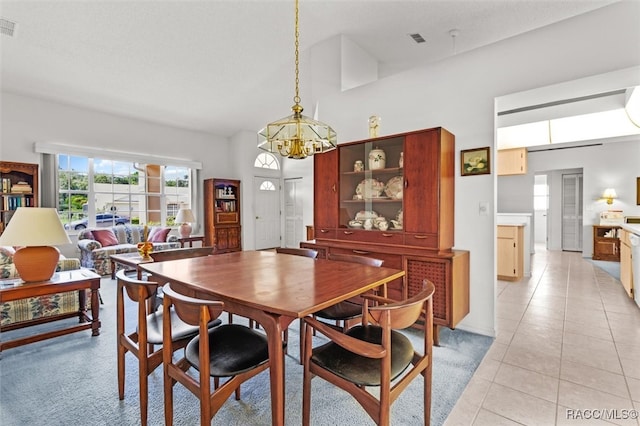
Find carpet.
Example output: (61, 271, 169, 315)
(587, 258, 621, 281)
(0, 277, 492, 425)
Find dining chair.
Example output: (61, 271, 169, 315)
(115, 269, 221, 426)
(302, 279, 435, 426)
(316, 253, 384, 330)
(276, 248, 318, 353)
(148, 246, 215, 262)
(148, 245, 216, 313)
(161, 283, 270, 426)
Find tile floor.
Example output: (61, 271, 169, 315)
(445, 247, 640, 426)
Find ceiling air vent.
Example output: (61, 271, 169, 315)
(1, 18, 18, 37)
(409, 33, 425, 44)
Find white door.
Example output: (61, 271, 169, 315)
(254, 177, 281, 250)
(562, 173, 583, 252)
(284, 178, 304, 248)
(533, 174, 548, 246)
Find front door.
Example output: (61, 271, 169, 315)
(254, 177, 281, 250)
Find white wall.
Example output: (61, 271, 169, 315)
(2, 2, 639, 337)
(0, 92, 231, 256)
(285, 1, 640, 336)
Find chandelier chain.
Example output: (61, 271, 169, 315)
(293, 0, 300, 105)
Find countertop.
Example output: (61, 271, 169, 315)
(621, 223, 640, 236)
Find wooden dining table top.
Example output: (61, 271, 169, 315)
(139, 250, 405, 318)
(139, 250, 405, 426)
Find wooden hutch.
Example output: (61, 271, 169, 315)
(204, 178, 241, 254)
(301, 127, 469, 341)
(1, 161, 39, 235)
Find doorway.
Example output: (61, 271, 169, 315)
(254, 176, 281, 250)
(533, 174, 548, 247)
(561, 172, 583, 252)
(283, 178, 304, 248)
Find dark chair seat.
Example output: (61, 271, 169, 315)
(314, 300, 362, 321)
(185, 324, 269, 377)
(311, 325, 414, 386)
(144, 310, 221, 345)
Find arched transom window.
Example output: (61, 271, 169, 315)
(259, 180, 276, 191)
(254, 153, 279, 170)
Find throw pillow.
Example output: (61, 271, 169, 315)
(92, 229, 119, 247)
(149, 227, 171, 243)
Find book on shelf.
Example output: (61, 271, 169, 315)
(1, 178, 12, 193)
(10, 181, 32, 193)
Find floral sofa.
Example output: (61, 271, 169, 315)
(0, 246, 85, 327)
(77, 225, 180, 276)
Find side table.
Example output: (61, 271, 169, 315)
(0, 269, 101, 351)
(178, 235, 205, 248)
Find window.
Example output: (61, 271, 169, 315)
(57, 154, 192, 232)
(254, 153, 279, 170)
(259, 180, 276, 191)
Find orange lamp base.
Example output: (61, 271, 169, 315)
(13, 246, 60, 282)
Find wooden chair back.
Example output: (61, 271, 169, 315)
(116, 269, 200, 426)
(327, 252, 383, 267)
(149, 246, 215, 262)
(161, 283, 270, 425)
(302, 279, 435, 426)
(275, 247, 318, 258)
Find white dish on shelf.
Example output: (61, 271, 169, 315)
(384, 176, 404, 199)
(355, 210, 379, 220)
(355, 178, 385, 199)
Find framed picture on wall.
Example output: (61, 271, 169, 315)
(461, 146, 491, 176)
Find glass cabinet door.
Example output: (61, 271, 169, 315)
(338, 136, 404, 232)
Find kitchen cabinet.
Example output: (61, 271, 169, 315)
(497, 225, 524, 280)
(0, 161, 38, 235)
(204, 178, 241, 253)
(497, 147, 527, 176)
(592, 225, 620, 261)
(620, 228, 634, 298)
(305, 127, 469, 340)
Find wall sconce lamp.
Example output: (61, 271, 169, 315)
(175, 208, 196, 238)
(602, 188, 617, 205)
(0, 207, 72, 282)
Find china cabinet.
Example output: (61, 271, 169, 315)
(204, 178, 241, 253)
(303, 127, 469, 340)
(0, 161, 38, 235)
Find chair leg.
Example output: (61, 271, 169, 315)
(117, 339, 126, 400)
(139, 357, 149, 426)
(302, 325, 312, 426)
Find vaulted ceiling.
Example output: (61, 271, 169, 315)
(0, 0, 621, 137)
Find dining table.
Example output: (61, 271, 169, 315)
(139, 249, 405, 425)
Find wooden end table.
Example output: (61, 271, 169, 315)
(178, 235, 205, 248)
(0, 269, 101, 351)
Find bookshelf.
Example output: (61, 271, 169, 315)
(204, 178, 241, 253)
(0, 161, 39, 235)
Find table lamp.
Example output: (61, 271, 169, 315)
(0, 207, 72, 282)
(175, 208, 196, 238)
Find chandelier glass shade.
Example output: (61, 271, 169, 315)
(258, 0, 336, 160)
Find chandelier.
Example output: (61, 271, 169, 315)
(257, 0, 337, 160)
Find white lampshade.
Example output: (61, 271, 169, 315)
(175, 208, 195, 238)
(175, 208, 196, 224)
(602, 188, 617, 204)
(0, 207, 71, 282)
(0, 207, 71, 246)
